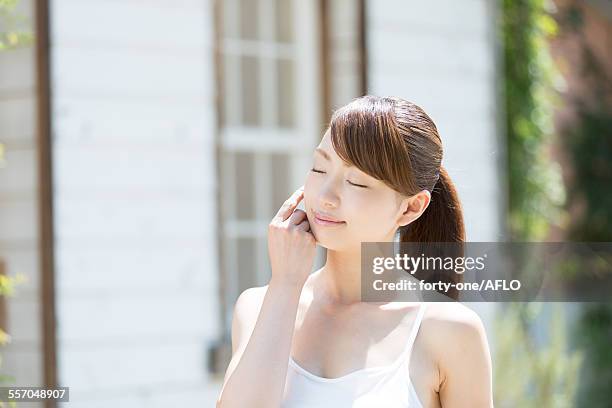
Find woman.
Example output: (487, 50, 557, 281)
(216, 96, 493, 407)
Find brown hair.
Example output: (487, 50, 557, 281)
(328, 95, 465, 299)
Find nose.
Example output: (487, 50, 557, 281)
(318, 181, 341, 209)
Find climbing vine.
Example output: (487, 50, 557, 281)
(503, 0, 566, 241)
(496, 1, 582, 407)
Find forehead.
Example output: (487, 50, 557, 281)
(316, 132, 348, 166)
(318, 132, 385, 184)
(318, 131, 333, 149)
(315, 130, 407, 199)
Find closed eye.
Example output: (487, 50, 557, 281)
(348, 180, 368, 188)
(311, 168, 368, 188)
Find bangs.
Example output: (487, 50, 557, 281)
(329, 96, 416, 193)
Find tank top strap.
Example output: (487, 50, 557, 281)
(396, 302, 427, 364)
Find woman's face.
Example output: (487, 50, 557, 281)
(304, 132, 420, 251)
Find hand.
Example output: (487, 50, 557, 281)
(268, 186, 316, 288)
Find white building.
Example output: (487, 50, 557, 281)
(0, 0, 502, 406)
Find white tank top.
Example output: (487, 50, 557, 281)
(281, 303, 427, 408)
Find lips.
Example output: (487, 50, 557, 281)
(313, 211, 346, 225)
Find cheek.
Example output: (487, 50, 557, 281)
(303, 173, 318, 212)
(304, 171, 316, 190)
(349, 196, 397, 232)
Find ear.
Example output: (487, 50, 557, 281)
(397, 190, 431, 227)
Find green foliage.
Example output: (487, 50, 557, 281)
(555, 5, 612, 243)
(503, 0, 566, 241)
(553, 5, 612, 408)
(0, 0, 33, 51)
(0, 1, 30, 402)
(0, 265, 23, 408)
(494, 303, 583, 408)
(564, 107, 612, 241)
(574, 304, 612, 407)
(496, 1, 583, 407)
(0, 272, 25, 298)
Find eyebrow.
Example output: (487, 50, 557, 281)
(315, 147, 350, 168)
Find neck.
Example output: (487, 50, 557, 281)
(315, 234, 424, 307)
(318, 247, 363, 305)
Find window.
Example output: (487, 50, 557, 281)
(217, 0, 323, 331)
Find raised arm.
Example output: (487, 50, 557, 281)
(216, 187, 316, 408)
(216, 281, 304, 408)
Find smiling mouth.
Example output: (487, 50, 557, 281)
(313, 212, 346, 226)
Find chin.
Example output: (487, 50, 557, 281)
(311, 229, 355, 252)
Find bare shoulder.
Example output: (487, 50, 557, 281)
(422, 302, 486, 333)
(230, 285, 270, 353)
(419, 302, 492, 396)
(235, 285, 269, 316)
(420, 302, 488, 351)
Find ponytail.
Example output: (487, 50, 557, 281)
(399, 166, 465, 243)
(398, 166, 465, 300)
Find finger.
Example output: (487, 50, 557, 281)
(295, 219, 311, 232)
(288, 209, 307, 225)
(274, 186, 304, 222)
